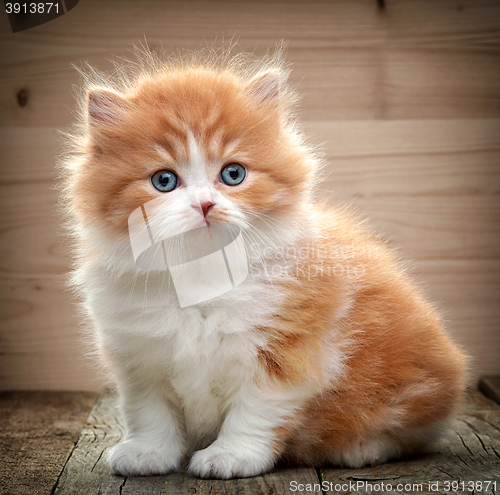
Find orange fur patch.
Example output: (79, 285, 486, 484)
(256, 206, 468, 464)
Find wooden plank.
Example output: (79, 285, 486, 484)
(123, 468, 322, 495)
(0, 126, 60, 182)
(54, 391, 500, 494)
(0, 390, 97, 495)
(2, 46, 499, 125)
(411, 260, 500, 382)
(1, 0, 500, 126)
(0, 126, 105, 390)
(0, 272, 103, 391)
(321, 391, 500, 495)
(0, 0, 385, 127)
(308, 119, 500, 260)
(381, 0, 500, 119)
(52, 390, 128, 495)
(386, 0, 500, 51)
(53, 390, 322, 495)
(382, 49, 500, 120)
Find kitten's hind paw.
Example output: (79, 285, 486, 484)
(107, 438, 182, 476)
(188, 443, 274, 479)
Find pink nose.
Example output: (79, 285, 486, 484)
(200, 201, 214, 218)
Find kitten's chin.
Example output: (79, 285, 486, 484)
(192, 216, 227, 229)
(195, 218, 209, 229)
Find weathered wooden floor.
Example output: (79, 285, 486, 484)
(50, 386, 500, 495)
(0, 391, 97, 495)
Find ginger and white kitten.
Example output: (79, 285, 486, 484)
(61, 49, 467, 479)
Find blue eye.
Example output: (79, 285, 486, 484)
(221, 163, 246, 186)
(151, 170, 178, 192)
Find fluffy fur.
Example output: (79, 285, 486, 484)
(60, 45, 468, 479)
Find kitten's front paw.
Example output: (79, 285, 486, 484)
(188, 443, 274, 479)
(107, 438, 182, 476)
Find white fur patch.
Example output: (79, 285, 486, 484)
(107, 380, 185, 476)
(188, 381, 309, 478)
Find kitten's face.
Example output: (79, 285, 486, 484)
(70, 67, 315, 252)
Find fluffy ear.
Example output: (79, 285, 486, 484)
(247, 70, 281, 107)
(87, 87, 128, 126)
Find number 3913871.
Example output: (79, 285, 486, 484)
(443, 481, 497, 492)
(5, 3, 60, 14)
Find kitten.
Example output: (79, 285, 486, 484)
(60, 47, 468, 479)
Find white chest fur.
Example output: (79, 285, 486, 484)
(168, 324, 259, 446)
(85, 268, 277, 444)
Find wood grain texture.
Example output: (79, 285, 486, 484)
(1, 0, 500, 126)
(0, 130, 103, 390)
(0, 390, 97, 495)
(52, 390, 500, 495)
(309, 119, 500, 260)
(413, 260, 500, 379)
(0, 0, 499, 390)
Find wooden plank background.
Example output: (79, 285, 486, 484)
(0, 0, 499, 391)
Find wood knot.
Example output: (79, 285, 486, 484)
(16, 87, 29, 107)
